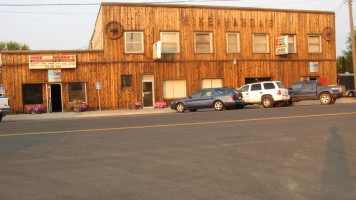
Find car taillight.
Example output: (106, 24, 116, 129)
(230, 95, 237, 99)
(339, 87, 343, 93)
(277, 90, 281, 95)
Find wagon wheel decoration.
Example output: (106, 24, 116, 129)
(322, 27, 334, 41)
(105, 21, 124, 40)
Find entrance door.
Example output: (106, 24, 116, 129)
(143, 82, 153, 107)
(48, 84, 62, 112)
(142, 75, 154, 107)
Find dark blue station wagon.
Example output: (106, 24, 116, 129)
(170, 88, 244, 113)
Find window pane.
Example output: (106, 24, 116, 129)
(23, 84, 43, 104)
(251, 84, 262, 91)
(196, 44, 211, 53)
(162, 33, 177, 43)
(263, 83, 275, 90)
(125, 32, 143, 53)
(121, 75, 132, 89)
(164, 80, 186, 98)
(68, 82, 86, 102)
(162, 43, 177, 53)
(195, 33, 212, 53)
(196, 34, 210, 43)
(253, 34, 269, 53)
(227, 33, 239, 53)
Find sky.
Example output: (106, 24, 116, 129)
(0, 0, 353, 56)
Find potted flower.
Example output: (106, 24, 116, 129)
(71, 100, 87, 112)
(154, 102, 167, 108)
(27, 104, 45, 114)
(129, 101, 142, 110)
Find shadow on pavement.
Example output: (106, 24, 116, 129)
(322, 126, 355, 200)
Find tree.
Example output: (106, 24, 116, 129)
(337, 31, 355, 73)
(0, 41, 30, 51)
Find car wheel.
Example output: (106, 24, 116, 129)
(0, 115, 2, 122)
(319, 93, 331, 105)
(214, 100, 224, 111)
(287, 100, 293, 106)
(176, 103, 186, 113)
(348, 91, 354, 97)
(262, 96, 274, 108)
(189, 109, 197, 112)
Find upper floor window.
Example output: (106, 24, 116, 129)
(160, 32, 180, 53)
(125, 32, 144, 53)
(226, 32, 240, 53)
(308, 35, 322, 53)
(195, 32, 213, 53)
(253, 33, 269, 53)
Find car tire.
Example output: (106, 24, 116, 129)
(262, 96, 274, 108)
(189, 109, 197, 112)
(213, 100, 224, 111)
(319, 93, 331, 105)
(348, 91, 354, 97)
(0, 115, 2, 122)
(287, 100, 294, 106)
(176, 103, 186, 113)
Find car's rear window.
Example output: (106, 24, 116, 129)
(215, 88, 230, 95)
(276, 82, 286, 89)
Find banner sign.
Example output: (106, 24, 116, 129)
(29, 55, 76, 69)
(48, 69, 62, 82)
(309, 62, 319, 72)
(275, 36, 288, 55)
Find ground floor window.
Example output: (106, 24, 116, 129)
(23, 84, 43, 104)
(68, 82, 87, 102)
(202, 78, 223, 88)
(163, 80, 186, 98)
(121, 75, 133, 89)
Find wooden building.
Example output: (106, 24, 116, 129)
(0, 3, 336, 114)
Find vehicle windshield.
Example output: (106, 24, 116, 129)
(276, 82, 286, 89)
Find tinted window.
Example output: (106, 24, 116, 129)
(23, 84, 43, 104)
(251, 84, 262, 91)
(215, 88, 230, 95)
(240, 85, 249, 92)
(276, 82, 286, 89)
(263, 83, 275, 90)
(190, 91, 202, 98)
(291, 82, 302, 90)
(303, 82, 314, 89)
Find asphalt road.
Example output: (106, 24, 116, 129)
(1, 104, 356, 200)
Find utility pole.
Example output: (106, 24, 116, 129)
(348, 0, 356, 95)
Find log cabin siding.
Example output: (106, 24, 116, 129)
(1, 3, 337, 114)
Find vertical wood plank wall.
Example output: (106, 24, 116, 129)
(1, 3, 337, 113)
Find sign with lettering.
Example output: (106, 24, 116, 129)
(310, 62, 319, 72)
(29, 55, 76, 69)
(48, 69, 62, 82)
(275, 36, 288, 55)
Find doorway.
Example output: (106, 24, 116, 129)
(142, 75, 154, 107)
(47, 84, 62, 112)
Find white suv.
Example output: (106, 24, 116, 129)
(239, 81, 290, 108)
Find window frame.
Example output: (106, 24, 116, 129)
(194, 32, 213, 53)
(68, 82, 87, 103)
(226, 32, 240, 53)
(282, 34, 297, 54)
(121, 75, 133, 90)
(253, 33, 270, 54)
(160, 32, 180, 54)
(308, 35, 322, 53)
(124, 31, 144, 54)
(163, 79, 187, 99)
